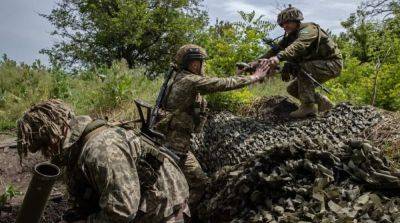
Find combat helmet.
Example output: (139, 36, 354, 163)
(174, 44, 207, 69)
(277, 4, 304, 27)
(17, 99, 75, 160)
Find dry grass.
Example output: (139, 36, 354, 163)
(362, 111, 400, 165)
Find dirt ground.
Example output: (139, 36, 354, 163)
(0, 133, 68, 223)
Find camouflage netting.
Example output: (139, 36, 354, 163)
(197, 140, 400, 222)
(191, 96, 400, 222)
(192, 97, 382, 173)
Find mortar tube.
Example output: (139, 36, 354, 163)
(16, 162, 61, 223)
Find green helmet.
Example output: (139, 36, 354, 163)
(174, 44, 208, 69)
(277, 5, 304, 26)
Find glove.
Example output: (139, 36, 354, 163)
(281, 62, 300, 82)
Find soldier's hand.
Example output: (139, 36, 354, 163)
(236, 67, 245, 75)
(250, 59, 270, 81)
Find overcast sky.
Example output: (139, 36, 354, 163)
(0, 0, 362, 65)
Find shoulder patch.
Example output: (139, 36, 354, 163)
(300, 29, 310, 34)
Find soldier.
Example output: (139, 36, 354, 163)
(258, 5, 343, 118)
(154, 44, 271, 205)
(17, 99, 190, 223)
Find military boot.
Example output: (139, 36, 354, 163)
(316, 94, 334, 112)
(289, 103, 318, 118)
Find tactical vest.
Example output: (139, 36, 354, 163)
(157, 71, 208, 135)
(281, 22, 342, 62)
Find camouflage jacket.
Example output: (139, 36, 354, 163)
(262, 22, 342, 62)
(155, 70, 256, 152)
(62, 116, 190, 223)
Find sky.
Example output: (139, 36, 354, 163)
(0, 0, 362, 65)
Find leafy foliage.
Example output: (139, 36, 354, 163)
(41, 0, 208, 74)
(330, 0, 400, 111)
(197, 11, 274, 77)
(2, 1, 400, 132)
(206, 89, 254, 112)
(196, 11, 277, 111)
(0, 185, 22, 208)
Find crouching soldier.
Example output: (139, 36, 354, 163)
(17, 99, 190, 223)
(154, 44, 271, 205)
(259, 5, 343, 118)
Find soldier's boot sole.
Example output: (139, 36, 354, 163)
(289, 103, 318, 119)
(316, 94, 334, 112)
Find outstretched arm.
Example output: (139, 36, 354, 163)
(190, 60, 272, 95)
(260, 38, 286, 59)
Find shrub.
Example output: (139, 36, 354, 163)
(327, 57, 400, 111)
(206, 88, 254, 112)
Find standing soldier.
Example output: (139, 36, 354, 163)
(155, 44, 271, 205)
(259, 5, 343, 118)
(17, 99, 190, 223)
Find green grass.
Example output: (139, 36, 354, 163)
(0, 184, 22, 208)
(248, 77, 289, 98)
(0, 60, 161, 130)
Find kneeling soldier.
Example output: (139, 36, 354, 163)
(260, 5, 343, 118)
(17, 99, 190, 223)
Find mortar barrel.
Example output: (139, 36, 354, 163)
(16, 162, 60, 223)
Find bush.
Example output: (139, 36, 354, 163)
(206, 88, 254, 112)
(196, 11, 278, 112)
(92, 61, 162, 120)
(327, 57, 400, 111)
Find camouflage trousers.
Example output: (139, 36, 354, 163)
(287, 59, 342, 104)
(164, 135, 210, 206)
(181, 150, 210, 205)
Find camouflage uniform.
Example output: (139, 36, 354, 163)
(63, 116, 190, 223)
(155, 69, 258, 200)
(262, 22, 343, 105)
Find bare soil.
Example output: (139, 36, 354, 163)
(0, 133, 68, 223)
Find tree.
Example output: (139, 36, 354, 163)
(41, 0, 208, 74)
(340, 10, 377, 63)
(361, 0, 400, 18)
(197, 11, 274, 77)
(330, 0, 400, 111)
(195, 11, 275, 112)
